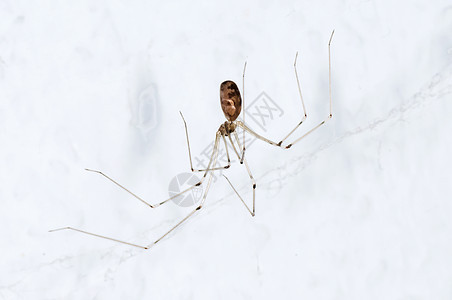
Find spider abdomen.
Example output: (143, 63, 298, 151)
(220, 80, 242, 121)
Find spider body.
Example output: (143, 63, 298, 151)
(50, 31, 335, 250)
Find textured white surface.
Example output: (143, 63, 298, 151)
(1, 0, 452, 299)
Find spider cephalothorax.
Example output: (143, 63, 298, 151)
(218, 121, 237, 136)
(220, 80, 242, 121)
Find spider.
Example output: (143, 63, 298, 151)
(50, 31, 335, 250)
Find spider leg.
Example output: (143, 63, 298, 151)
(277, 51, 308, 146)
(82, 131, 221, 209)
(236, 121, 280, 147)
(221, 131, 256, 217)
(227, 134, 241, 159)
(188, 135, 230, 172)
(283, 30, 335, 149)
(180, 111, 230, 172)
(49, 227, 149, 249)
(240, 61, 247, 164)
(236, 30, 335, 149)
(223, 175, 254, 216)
(150, 144, 219, 246)
(50, 132, 222, 249)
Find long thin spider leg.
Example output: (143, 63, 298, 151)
(192, 135, 231, 172)
(180, 111, 194, 172)
(84, 132, 221, 208)
(328, 30, 334, 117)
(285, 29, 335, 149)
(284, 119, 328, 149)
(48, 227, 149, 249)
(50, 133, 222, 249)
(222, 135, 231, 167)
(236, 103, 327, 151)
(227, 134, 241, 160)
(180, 111, 230, 172)
(277, 51, 308, 146)
(223, 175, 254, 216)
(236, 30, 335, 150)
(240, 61, 247, 164)
(82, 168, 201, 209)
(84, 168, 155, 208)
(236, 121, 281, 147)
(233, 131, 256, 216)
(150, 138, 220, 247)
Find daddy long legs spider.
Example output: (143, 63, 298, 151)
(50, 31, 335, 250)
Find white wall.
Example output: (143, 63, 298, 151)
(1, 0, 451, 299)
